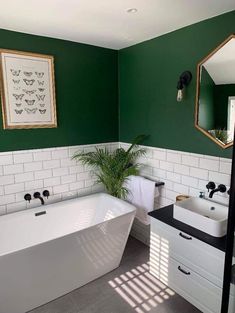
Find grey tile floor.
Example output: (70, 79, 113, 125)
(29, 236, 201, 313)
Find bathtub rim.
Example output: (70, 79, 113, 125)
(0, 192, 136, 257)
(0, 192, 136, 219)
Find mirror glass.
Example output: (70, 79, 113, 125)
(195, 35, 235, 148)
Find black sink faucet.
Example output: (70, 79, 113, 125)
(209, 184, 227, 198)
(206, 181, 216, 192)
(34, 192, 45, 205)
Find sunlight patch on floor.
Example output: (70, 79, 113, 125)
(108, 261, 175, 313)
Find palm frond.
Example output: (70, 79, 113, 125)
(126, 134, 147, 154)
(72, 136, 147, 199)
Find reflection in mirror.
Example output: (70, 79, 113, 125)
(195, 35, 235, 149)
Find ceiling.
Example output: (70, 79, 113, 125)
(0, 0, 234, 50)
(204, 37, 235, 84)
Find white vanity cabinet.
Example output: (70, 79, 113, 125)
(150, 216, 235, 313)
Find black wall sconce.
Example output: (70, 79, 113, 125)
(176, 71, 192, 102)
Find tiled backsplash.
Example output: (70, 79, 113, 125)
(120, 142, 232, 245)
(0, 140, 232, 248)
(0, 143, 118, 215)
(119, 143, 231, 207)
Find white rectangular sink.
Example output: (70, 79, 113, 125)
(173, 197, 228, 237)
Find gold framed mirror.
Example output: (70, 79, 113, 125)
(195, 34, 235, 149)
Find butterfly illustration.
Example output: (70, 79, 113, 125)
(25, 108, 37, 114)
(35, 72, 44, 78)
(38, 88, 45, 92)
(12, 79, 20, 84)
(15, 103, 22, 107)
(39, 103, 46, 107)
(23, 71, 33, 77)
(23, 79, 35, 86)
(39, 109, 46, 114)
(25, 99, 35, 106)
(23, 89, 36, 95)
(15, 109, 23, 114)
(12, 94, 24, 100)
(36, 94, 46, 101)
(10, 69, 21, 76)
(38, 80, 44, 86)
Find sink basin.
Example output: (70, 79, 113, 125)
(173, 197, 228, 237)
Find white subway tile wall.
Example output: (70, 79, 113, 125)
(0, 141, 232, 246)
(0, 143, 118, 215)
(120, 142, 232, 245)
(120, 143, 231, 206)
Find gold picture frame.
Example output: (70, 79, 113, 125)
(0, 49, 57, 129)
(194, 34, 235, 149)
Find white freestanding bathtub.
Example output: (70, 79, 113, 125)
(0, 193, 136, 313)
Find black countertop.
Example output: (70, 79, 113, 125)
(148, 205, 227, 252)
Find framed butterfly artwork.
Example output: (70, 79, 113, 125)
(0, 49, 57, 129)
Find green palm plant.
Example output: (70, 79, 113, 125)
(214, 128, 229, 144)
(72, 135, 146, 199)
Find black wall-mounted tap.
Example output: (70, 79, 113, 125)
(206, 181, 216, 192)
(34, 192, 45, 205)
(43, 190, 50, 198)
(209, 184, 227, 198)
(24, 193, 32, 203)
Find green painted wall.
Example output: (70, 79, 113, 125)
(214, 84, 235, 129)
(0, 29, 118, 152)
(1, 11, 234, 157)
(198, 67, 215, 130)
(119, 10, 235, 158)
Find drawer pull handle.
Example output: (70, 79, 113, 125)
(178, 266, 191, 275)
(179, 232, 192, 240)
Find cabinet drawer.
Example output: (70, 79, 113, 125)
(150, 217, 224, 288)
(150, 256, 222, 313)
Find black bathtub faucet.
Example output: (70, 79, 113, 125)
(34, 192, 45, 205)
(24, 193, 32, 203)
(42, 189, 50, 198)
